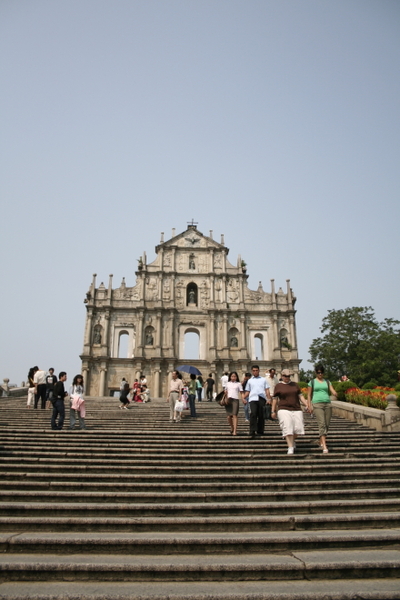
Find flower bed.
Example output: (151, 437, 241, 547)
(344, 387, 400, 410)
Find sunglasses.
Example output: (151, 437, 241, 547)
(316, 371, 323, 374)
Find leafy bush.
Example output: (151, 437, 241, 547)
(333, 380, 359, 402)
(298, 381, 308, 389)
(395, 383, 400, 392)
(362, 382, 377, 390)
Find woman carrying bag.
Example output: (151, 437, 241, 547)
(224, 371, 242, 436)
(307, 365, 338, 454)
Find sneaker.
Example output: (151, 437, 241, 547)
(287, 447, 295, 455)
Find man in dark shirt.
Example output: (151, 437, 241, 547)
(205, 373, 215, 402)
(51, 372, 67, 430)
(45, 368, 57, 408)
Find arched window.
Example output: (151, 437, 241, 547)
(254, 334, 264, 361)
(184, 330, 200, 360)
(186, 282, 198, 306)
(118, 331, 129, 358)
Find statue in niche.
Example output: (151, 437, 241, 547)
(145, 332, 154, 345)
(189, 254, 196, 270)
(188, 289, 196, 304)
(230, 336, 238, 348)
(93, 327, 102, 344)
(280, 331, 290, 349)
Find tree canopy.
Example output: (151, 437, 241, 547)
(309, 307, 400, 386)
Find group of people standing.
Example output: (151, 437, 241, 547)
(220, 365, 337, 453)
(27, 366, 86, 431)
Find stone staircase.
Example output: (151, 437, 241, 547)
(0, 395, 399, 599)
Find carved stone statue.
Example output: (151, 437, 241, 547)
(230, 336, 238, 347)
(93, 328, 102, 344)
(188, 289, 196, 304)
(189, 254, 195, 270)
(145, 332, 154, 345)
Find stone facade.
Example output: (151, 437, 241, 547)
(80, 225, 301, 397)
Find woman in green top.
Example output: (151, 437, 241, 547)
(307, 365, 338, 454)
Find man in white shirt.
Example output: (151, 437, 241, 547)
(33, 367, 47, 410)
(220, 372, 229, 390)
(244, 365, 271, 439)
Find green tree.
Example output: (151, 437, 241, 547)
(309, 307, 400, 386)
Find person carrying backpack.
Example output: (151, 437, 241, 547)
(307, 365, 338, 454)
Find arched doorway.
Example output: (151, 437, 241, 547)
(118, 331, 129, 358)
(254, 334, 264, 361)
(184, 330, 200, 360)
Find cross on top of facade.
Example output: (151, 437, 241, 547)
(187, 219, 198, 229)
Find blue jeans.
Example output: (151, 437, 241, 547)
(243, 402, 250, 421)
(51, 399, 65, 430)
(188, 394, 196, 417)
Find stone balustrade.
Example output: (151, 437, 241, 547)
(332, 395, 400, 432)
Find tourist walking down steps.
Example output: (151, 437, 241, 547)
(243, 365, 271, 439)
(167, 370, 183, 421)
(224, 371, 242, 436)
(272, 369, 308, 454)
(307, 365, 338, 454)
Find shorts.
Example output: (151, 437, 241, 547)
(277, 409, 305, 437)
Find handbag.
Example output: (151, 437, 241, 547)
(174, 400, 184, 412)
(216, 390, 231, 407)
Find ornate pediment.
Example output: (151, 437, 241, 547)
(156, 227, 226, 253)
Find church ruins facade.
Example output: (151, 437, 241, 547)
(80, 224, 301, 397)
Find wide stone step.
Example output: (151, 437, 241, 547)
(2, 498, 399, 517)
(1, 529, 400, 555)
(1, 577, 400, 600)
(1, 511, 400, 533)
(1, 549, 400, 583)
(1, 478, 399, 495)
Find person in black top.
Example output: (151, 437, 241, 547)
(119, 383, 131, 409)
(205, 373, 215, 402)
(45, 368, 57, 408)
(51, 372, 67, 430)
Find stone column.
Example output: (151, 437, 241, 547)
(240, 314, 246, 353)
(84, 308, 93, 349)
(209, 274, 215, 303)
(102, 311, 111, 350)
(170, 274, 176, 304)
(153, 366, 160, 399)
(156, 312, 162, 351)
(288, 315, 297, 350)
(222, 312, 228, 349)
(99, 365, 107, 397)
(136, 311, 144, 355)
(222, 276, 227, 304)
(272, 315, 279, 353)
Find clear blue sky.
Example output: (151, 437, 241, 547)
(1, 0, 399, 384)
